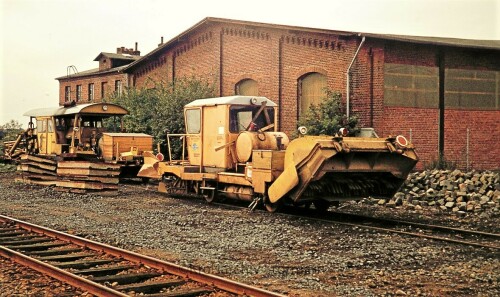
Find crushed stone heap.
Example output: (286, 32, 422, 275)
(370, 169, 499, 215)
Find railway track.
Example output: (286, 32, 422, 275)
(128, 183, 500, 251)
(0, 214, 286, 297)
(306, 210, 500, 251)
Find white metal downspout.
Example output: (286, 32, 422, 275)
(346, 35, 366, 118)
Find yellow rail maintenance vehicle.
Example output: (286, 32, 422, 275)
(139, 96, 418, 212)
(6, 102, 152, 191)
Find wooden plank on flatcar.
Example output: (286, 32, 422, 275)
(23, 162, 57, 172)
(57, 161, 121, 170)
(61, 176, 119, 184)
(57, 168, 121, 177)
(22, 179, 58, 186)
(56, 180, 105, 190)
(19, 164, 57, 176)
(21, 173, 59, 181)
(21, 154, 57, 165)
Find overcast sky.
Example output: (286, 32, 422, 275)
(1, 0, 498, 127)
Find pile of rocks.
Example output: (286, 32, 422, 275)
(372, 169, 499, 215)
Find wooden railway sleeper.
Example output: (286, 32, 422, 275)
(4, 242, 67, 251)
(90, 272, 162, 285)
(74, 264, 136, 276)
(26, 247, 84, 256)
(115, 279, 186, 294)
(145, 288, 214, 297)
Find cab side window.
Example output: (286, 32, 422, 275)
(185, 108, 201, 134)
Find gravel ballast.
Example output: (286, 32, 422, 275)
(0, 171, 499, 296)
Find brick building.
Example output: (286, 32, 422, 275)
(56, 45, 141, 105)
(58, 18, 500, 170)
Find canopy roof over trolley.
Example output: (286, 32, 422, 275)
(186, 96, 277, 107)
(23, 103, 129, 117)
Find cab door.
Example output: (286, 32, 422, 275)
(36, 118, 48, 155)
(185, 108, 202, 165)
(46, 118, 57, 154)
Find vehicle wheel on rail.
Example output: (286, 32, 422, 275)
(301, 202, 312, 210)
(199, 180, 217, 203)
(203, 189, 216, 203)
(263, 195, 282, 213)
(313, 200, 330, 212)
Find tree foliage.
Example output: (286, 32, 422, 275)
(0, 120, 24, 142)
(296, 89, 359, 136)
(106, 77, 216, 157)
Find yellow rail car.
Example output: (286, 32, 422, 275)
(139, 96, 418, 212)
(7, 102, 152, 191)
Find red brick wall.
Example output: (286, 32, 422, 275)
(133, 54, 169, 88)
(129, 24, 363, 135)
(350, 39, 385, 130)
(445, 110, 500, 170)
(220, 26, 278, 99)
(174, 25, 220, 85)
(280, 34, 357, 133)
(380, 106, 439, 170)
(443, 48, 500, 170)
(58, 72, 127, 105)
(378, 41, 500, 170)
(118, 21, 500, 170)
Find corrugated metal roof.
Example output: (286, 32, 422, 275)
(185, 96, 277, 107)
(124, 17, 499, 72)
(23, 103, 128, 117)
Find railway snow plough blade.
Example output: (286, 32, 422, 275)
(268, 135, 418, 204)
(137, 151, 161, 179)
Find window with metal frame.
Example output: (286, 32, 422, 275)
(65, 86, 71, 102)
(185, 108, 201, 134)
(76, 85, 82, 101)
(88, 83, 94, 101)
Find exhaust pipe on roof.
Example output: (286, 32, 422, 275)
(346, 35, 366, 118)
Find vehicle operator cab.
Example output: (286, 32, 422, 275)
(182, 96, 288, 172)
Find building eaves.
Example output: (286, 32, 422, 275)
(123, 17, 358, 72)
(55, 65, 128, 80)
(362, 33, 500, 51)
(124, 17, 500, 73)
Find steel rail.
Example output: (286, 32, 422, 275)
(310, 216, 500, 251)
(128, 183, 500, 250)
(0, 245, 129, 297)
(0, 214, 286, 297)
(331, 211, 500, 239)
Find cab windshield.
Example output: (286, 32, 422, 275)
(229, 105, 275, 133)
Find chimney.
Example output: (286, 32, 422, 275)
(116, 45, 140, 56)
(158, 36, 164, 47)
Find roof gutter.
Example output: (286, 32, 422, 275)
(346, 35, 366, 118)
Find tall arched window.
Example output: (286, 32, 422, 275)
(298, 72, 327, 117)
(235, 79, 259, 96)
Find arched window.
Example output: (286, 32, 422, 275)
(298, 72, 327, 117)
(235, 79, 259, 96)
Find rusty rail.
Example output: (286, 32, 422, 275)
(283, 209, 500, 250)
(128, 182, 500, 250)
(0, 245, 128, 296)
(0, 214, 286, 297)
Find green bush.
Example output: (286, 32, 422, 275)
(106, 77, 216, 158)
(296, 90, 359, 137)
